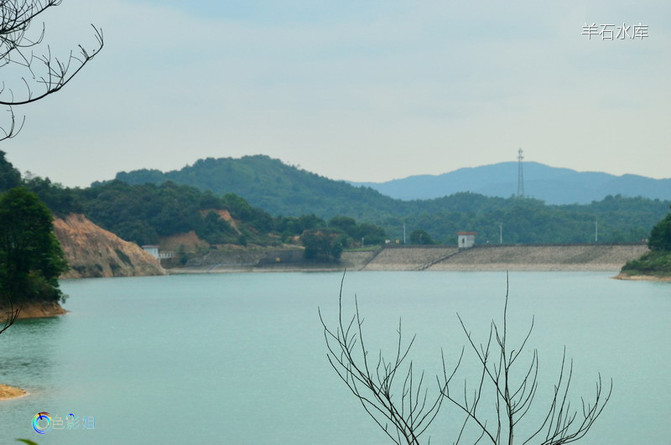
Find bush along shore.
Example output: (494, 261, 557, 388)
(617, 250, 671, 281)
(617, 208, 671, 280)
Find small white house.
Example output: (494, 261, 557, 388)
(142, 245, 160, 259)
(457, 232, 476, 249)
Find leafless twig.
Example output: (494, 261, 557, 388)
(0, 0, 103, 138)
(319, 272, 449, 445)
(440, 274, 612, 445)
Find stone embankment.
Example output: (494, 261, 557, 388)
(357, 244, 649, 272)
(165, 244, 648, 273)
(361, 246, 460, 271)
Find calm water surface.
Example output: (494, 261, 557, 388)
(0, 271, 669, 444)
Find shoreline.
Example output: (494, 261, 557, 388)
(613, 273, 671, 282)
(0, 300, 67, 322)
(0, 384, 28, 401)
(166, 263, 626, 274)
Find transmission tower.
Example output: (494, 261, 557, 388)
(517, 148, 524, 198)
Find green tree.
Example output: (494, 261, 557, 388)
(648, 209, 671, 251)
(329, 216, 357, 233)
(300, 229, 343, 262)
(0, 151, 21, 191)
(0, 188, 67, 302)
(409, 229, 434, 245)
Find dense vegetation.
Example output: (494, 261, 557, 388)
(73, 181, 388, 253)
(621, 208, 671, 276)
(0, 187, 68, 303)
(112, 155, 669, 245)
(1, 153, 66, 303)
(112, 155, 400, 220)
(77, 180, 274, 246)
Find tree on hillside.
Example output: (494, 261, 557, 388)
(0, 150, 21, 191)
(320, 276, 612, 445)
(1, 0, 103, 140)
(648, 208, 671, 251)
(0, 187, 68, 303)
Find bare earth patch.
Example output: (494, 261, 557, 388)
(0, 384, 27, 401)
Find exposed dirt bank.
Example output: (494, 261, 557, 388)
(54, 214, 166, 278)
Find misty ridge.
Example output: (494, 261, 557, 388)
(113, 156, 671, 208)
(353, 161, 671, 205)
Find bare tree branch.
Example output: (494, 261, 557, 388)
(0, 0, 103, 138)
(440, 273, 612, 445)
(1, 294, 21, 335)
(321, 272, 612, 444)
(319, 271, 449, 445)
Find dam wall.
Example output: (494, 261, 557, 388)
(360, 244, 649, 272)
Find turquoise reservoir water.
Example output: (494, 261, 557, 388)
(0, 271, 669, 444)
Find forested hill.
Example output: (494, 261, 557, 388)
(113, 155, 399, 220)
(110, 155, 671, 245)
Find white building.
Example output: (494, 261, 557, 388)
(142, 245, 160, 259)
(457, 232, 476, 249)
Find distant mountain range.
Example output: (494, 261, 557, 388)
(353, 162, 671, 205)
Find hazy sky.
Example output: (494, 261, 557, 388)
(2, 0, 670, 187)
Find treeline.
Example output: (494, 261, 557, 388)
(73, 179, 669, 248)
(4, 150, 670, 253)
(395, 193, 666, 245)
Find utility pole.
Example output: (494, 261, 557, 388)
(594, 219, 598, 243)
(403, 223, 406, 244)
(498, 223, 503, 244)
